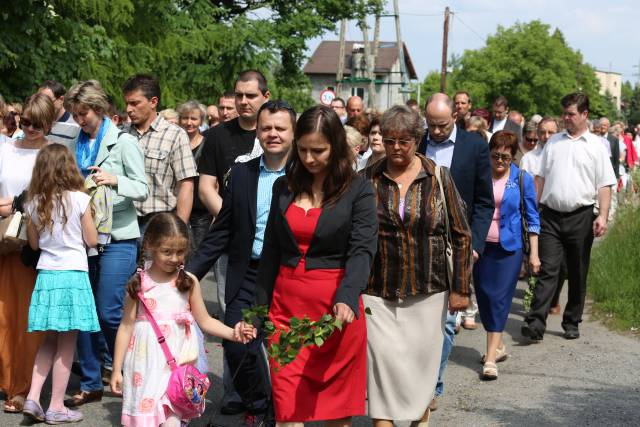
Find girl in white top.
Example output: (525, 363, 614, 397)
(22, 144, 101, 425)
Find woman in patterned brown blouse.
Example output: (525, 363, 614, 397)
(361, 105, 472, 427)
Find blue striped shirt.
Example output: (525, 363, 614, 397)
(251, 156, 286, 259)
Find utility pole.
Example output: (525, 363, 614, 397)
(360, 18, 374, 109)
(633, 59, 640, 86)
(336, 19, 347, 97)
(393, 0, 408, 102)
(369, 14, 381, 110)
(440, 7, 451, 93)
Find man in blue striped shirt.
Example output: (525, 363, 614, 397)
(187, 100, 295, 427)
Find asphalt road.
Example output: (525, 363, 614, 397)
(2, 271, 639, 426)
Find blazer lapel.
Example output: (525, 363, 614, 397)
(94, 122, 117, 167)
(247, 159, 260, 233)
(278, 185, 300, 251)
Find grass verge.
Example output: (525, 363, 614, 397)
(588, 200, 640, 333)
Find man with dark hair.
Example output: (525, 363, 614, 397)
(406, 98, 419, 112)
(330, 97, 347, 123)
(188, 101, 294, 427)
(38, 79, 80, 145)
(218, 91, 238, 122)
(197, 69, 270, 415)
(454, 90, 472, 128)
(122, 74, 197, 226)
(418, 92, 494, 409)
(522, 92, 616, 341)
(489, 95, 509, 132)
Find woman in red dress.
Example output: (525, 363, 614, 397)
(256, 105, 378, 426)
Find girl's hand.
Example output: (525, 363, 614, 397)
(233, 321, 257, 344)
(529, 254, 541, 275)
(333, 303, 355, 324)
(88, 166, 118, 186)
(110, 371, 123, 396)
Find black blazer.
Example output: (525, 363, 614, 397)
(186, 156, 261, 305)
(418, 128, 494, 255)
(255, 175, 378, 317)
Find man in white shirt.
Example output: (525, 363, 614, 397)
(488, 96, 509, 132)
(522, 93, 616, 341)
(520, 117, 559, 182)
(38, 80, 80, 146)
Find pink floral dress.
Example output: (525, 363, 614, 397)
(121, 272, 205, 426)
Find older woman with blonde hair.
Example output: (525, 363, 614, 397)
(0, 93, 56, 414)
(362, 105, 472, 426)
(62, 80, 148, 406)
(177, 100, 211, 251)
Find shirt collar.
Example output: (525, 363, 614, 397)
(259, 155, 285, 173)
(427, 123, 457, 146)
(564, 128, 590, 142)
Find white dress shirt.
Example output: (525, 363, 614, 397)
(491, 118, 507, 132)
(520, 145, 544, 176)
(538, 130, 616, 212)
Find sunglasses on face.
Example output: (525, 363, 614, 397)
(382, 137, 415, 147)
(20, 117, 42, 131)
(491, 153, 512, 162)
(525, 137, 538, 144)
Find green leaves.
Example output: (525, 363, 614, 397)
(241, 305, 350, 370)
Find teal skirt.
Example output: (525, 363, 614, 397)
(28, 270, 100, 332)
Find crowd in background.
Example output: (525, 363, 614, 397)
(0, 71, 632, 427)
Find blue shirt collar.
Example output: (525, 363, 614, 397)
(259, 155, 286, 173)
(427, 123, 457, 146)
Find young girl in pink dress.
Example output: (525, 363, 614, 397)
(110, 213, 255, 427)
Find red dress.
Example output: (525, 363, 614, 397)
(268, 204, 366, 422)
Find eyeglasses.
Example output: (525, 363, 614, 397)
(19, 117, 42, 131)
(382, 137, 415, 147)
(491, 153, 512, 162)
(525, 137, 538, 144)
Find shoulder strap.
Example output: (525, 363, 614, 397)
(136, 279, 177, 370)
(435, 165, 452, 245)
(518, 170, 530, 254)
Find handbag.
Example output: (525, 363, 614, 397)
(137, 289, 210, 420)
(0, 211, 28, 255)
(518, 170, 531, 255)
(434, 165, 454, 289)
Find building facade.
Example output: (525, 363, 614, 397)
(595, 70, 622, 110)
(304, 41, 418, 112)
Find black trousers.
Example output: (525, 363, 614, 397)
(223, 265, 271, 414)
(525, 205, 595, 333)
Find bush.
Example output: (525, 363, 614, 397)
(588, 202, 640, 331)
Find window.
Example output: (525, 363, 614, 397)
(352, 87, 365, 98)
(327, 86, 335, 92)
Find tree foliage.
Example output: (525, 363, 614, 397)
(0, 0, 383, 111)
(414, 20, 618, 119)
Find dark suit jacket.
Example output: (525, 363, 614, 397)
(186, 156, 261, 305)
(255, 175, 378, 317)
(490, 118, 523, 147)
(418, 128, 494, 255)
(607, 133, 621, 179)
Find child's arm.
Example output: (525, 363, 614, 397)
(187, 273, 256, 343)
(27, 218, 39, 250)
(80, 204, 98, 248)
(110, 294, 137, 395)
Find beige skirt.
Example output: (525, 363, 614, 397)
(363, 291, 447, 421)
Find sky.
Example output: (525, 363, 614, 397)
(307, 0, 640, 84)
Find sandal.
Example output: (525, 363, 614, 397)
(482, 362, 498, 380)
(480, 345, 508, 364)
(4, 394, 25, 413)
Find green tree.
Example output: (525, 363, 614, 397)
(442, 21, 610, 118)
(0, 0, 383, 112)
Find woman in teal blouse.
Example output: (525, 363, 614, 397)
(62, 80, 148, 405)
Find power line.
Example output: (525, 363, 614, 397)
(454, 14, 486, 44)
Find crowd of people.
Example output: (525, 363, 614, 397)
(0, 69, 633, 427)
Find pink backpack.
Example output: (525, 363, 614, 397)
(137, 291, 210, 420)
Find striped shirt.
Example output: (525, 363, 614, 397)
(123, 115, 197, 216)
(251, 156, 285, 259)
(362, 154, 472, 298)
